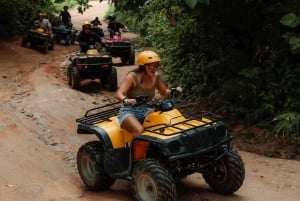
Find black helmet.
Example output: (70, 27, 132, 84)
(107, 13, 116, 20)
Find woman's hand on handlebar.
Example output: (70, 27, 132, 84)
(175, 86, 183, 93)
(123, 98, 137, 106)
(168, 86, 183, 98)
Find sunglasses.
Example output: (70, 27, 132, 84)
(84, 27, 91, 30)
(147, 63, 159, 69)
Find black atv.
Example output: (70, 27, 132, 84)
(52, 24, 78, 46)
(103, 29, 135, 65)
(75, 88, 245, 201)
(67, 43, 117, 91)
(21, 28, 55, 54)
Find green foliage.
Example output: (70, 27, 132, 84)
(185, 0, 210, 9)
(116, 0, 300, 127)
(273, 112, 300, 142)
(0, 0, 56, 40)
(280, 12, 300, 28)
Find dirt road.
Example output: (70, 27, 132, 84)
(0, 1, 299, 201)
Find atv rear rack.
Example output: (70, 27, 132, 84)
(76, 102, 121, 125)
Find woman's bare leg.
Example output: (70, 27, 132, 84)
(121, 115, 144, 137)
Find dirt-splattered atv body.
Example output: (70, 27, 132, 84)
(75, 89, 245, 201)
(52, 24, 78, 46)
(67, 43, 117, 91)
(21, 28, 55, 54)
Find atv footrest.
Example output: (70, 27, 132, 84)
(76, 102, 121, 125)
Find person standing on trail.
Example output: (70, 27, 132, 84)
(76, 21, 102, 53)
(59, 6, 72, 27)
(34, 12, 52, 34)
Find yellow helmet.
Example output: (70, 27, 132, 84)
(38, 12, 47, 17)
(137, 51, 160, 65)
(82, 21, 91, 28)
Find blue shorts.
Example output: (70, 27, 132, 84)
(118, 105, 153, 125)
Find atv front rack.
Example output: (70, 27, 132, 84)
(144, 111, 224, 137)
(76, 102, 121, 125)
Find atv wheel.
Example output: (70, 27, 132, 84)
(42, 41, 48, 54)
(121, 55, 129, 64)
(71, 66, 81, 89)
(77, 141, 115, 190)
(202, 148, 245, 194)
(106, 66, 117, 91)
(71, 33, 77, 44)
(49, 39, 55, 50)
(65, 34, 71, 46)
(132, 159, 177, 201)
(21, 35, 28, 47)
(67, 65, 72, 85)
(128, 48, 135, 65)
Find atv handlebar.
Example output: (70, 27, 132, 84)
(123, 87, 182, 112)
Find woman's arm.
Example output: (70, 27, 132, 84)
(156, 75, 170, 98)
(116, 73, 135, 102)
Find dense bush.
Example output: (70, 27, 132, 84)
(0, 0, 55, 40)
(0, 0, 80, 40)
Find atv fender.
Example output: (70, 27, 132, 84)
(77, 123, 113, 149)
(77, 121, 133, 149)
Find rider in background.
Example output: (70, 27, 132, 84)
(34, 12, 52, 34)
(90, 16, 102, 26)
(76, 21, 102, 53)
(90, 17, 104, 37)
(106, 13, 127, 37)
(59, 6, 72, 27)
(116, 50, 182, 137)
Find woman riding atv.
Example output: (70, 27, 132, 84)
(116, 50, 182, 137)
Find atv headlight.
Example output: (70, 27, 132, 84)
(166, 141, 183, 154)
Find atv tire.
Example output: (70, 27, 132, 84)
(121, 55, 129, 64)
(42, 41, 48, 54)
(65, 34, 71, 46)
(202, 148, 245, 195)
(71, 34, 77, 45)
(21, 35, 28, 47)
(128, 48, 135, 65)
(77, 141, 115, 190)
(67, 65, 72, 85)
(132, 159, 177, 201)
(106, 66, 117, 92)
(70, 66, 81, 89)
(49, 39, 55, 50)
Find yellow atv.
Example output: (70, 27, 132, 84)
(75, 88, 245, 201)
(21, 28, 55, 54)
